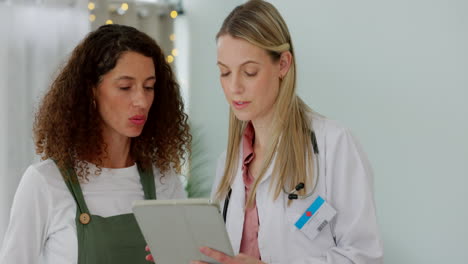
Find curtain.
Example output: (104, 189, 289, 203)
(0, 3, 89, 246)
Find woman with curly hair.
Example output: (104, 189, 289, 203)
(0, 24, 190, 264)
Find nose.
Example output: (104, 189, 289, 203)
(227, 73, 244, 95)
(132, 87, 151, 109)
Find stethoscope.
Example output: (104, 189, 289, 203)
(223, 131, 320, 222)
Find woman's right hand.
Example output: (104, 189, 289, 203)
(145, 245, 154, 262)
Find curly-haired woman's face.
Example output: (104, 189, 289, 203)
(95, 51, 155, 141)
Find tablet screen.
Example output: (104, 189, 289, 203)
(133, 199, 234, 264)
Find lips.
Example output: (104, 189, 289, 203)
(233, 101, 250, 110)
(129, 115, 146, 125)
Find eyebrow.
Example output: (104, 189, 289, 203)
(115, 76, 156, 81)
(217, 60, 260, 68)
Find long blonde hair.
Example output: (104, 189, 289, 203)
(215, 0, 315, 207)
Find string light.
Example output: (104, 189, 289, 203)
(88, 3, 180, 58)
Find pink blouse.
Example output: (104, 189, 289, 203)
(239, 122, 261, 260)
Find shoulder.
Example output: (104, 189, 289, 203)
(21, 159, 63, 189)
(308, 112, 373, 181)
(216, 151, 227, 170)
(0, 160, 63, 263)
(214, 150, 228, 182)
(210, 151, 228, 198)
(13, 160, 74, 211)
(9, 159, 67, 220)
(308, 111, 362, 152)
(309, 111, 350, 139)
(152, 165, 187, 199)
(152, 164, 178, 183)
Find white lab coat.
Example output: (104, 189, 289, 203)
(211, 113, 384, 264)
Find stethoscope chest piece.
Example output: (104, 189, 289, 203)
(223, 130, 320, 221)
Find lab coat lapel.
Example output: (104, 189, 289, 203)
(258, 151, 277, 185)
(225, 145, 246, 254)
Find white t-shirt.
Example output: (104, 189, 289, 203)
(0, 159, 186, 264)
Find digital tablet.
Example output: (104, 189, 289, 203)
(132, 199, 234, 264)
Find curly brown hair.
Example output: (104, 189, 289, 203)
(34, 24, 191, 180)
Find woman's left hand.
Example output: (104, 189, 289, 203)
(190, 247, 266, 264)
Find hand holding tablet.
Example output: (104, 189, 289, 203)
(133, 199, 234, 264)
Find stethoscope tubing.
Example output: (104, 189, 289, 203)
(223, 131, 319, 222)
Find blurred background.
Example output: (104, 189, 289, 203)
(0, 0, 467, 263)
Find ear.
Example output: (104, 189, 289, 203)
(91, 86, 98, 108)
(278, 51, 292, 79)
(92, 85, 98, 98)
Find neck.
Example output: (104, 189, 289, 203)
(99, 130, 133, 169)
(251, 111, 275, 154)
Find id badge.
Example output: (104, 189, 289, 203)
(294, 196, 337, 241)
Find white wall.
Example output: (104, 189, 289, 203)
(0, 3, 89, 247)
(183, 0, 243, 189)
(0, 6, 9, 251)
(186, 0, 468, 263)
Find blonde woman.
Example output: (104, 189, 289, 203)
(146, 0, 383, 263)
(194, 1, 383, 264)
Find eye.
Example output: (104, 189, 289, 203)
(119, 87, 130, 90)
(245, 71, 257, 77)
(220, 72, 231, 77)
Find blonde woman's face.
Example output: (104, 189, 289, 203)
(217, 35, 282, 124)
(95, 51, 155, 141)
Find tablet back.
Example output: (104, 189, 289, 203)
(133, 199, 234, 264)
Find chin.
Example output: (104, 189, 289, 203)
(126, 129, 144, 138)
(233, 112, 253, 122)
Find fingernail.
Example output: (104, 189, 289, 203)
(199, 247, 208, 253)
(145, 254, 154, 261)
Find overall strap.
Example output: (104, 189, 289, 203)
(137, 164, 157, 200)
(55, 162, 91, 215)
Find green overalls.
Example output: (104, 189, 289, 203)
(58, 164, 155, 264)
